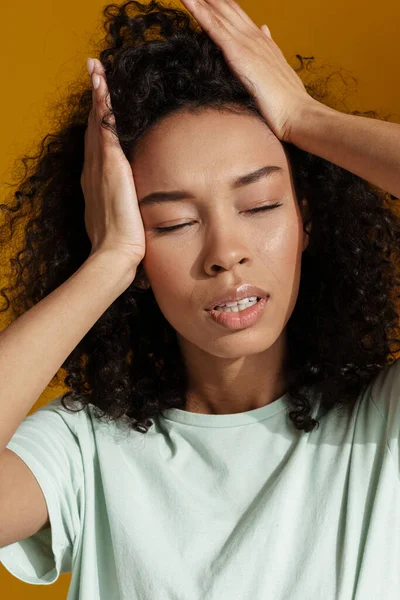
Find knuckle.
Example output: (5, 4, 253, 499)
(94, 96, 104, 111)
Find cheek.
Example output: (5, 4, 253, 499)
(144, 240, 188, 280)
(142, 242, 193, 310)
(258, 213, 303, 280)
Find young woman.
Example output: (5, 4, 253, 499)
(1, 0, 400, 597)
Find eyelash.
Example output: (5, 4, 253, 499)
(153, 202, 283, 233)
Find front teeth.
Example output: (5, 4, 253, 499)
(223, 296, 258, 307)
(214, 297, 259, 313)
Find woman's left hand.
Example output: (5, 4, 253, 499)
(180, 0, 317, 143)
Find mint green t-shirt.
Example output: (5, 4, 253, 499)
(1, 358, 400, 599)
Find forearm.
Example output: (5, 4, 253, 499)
(0, 250, 137, 454)
(289, 100, 400, 199)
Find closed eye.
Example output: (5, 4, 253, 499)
(153, 202, 283, 233)
(247, 202, 283, 215)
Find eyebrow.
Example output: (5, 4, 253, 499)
(138, 165, 284, 207)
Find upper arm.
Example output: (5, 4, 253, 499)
(0, 399, 85, 584)
(0, 448, 50, 548)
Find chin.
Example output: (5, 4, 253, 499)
(201, 331, 281, 359)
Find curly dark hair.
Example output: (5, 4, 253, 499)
(1, 0, 400, 435)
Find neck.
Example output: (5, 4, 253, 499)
(178, 332, 288, 415)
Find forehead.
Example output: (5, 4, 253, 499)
(131, 108, 288, 188)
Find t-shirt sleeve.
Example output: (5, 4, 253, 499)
(0, 396, 84, 585)
(369, 357, 400, 477)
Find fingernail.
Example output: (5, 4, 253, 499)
(87, 57, 95, 75)
(92, 74, 100, 90)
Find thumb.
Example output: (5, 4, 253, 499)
(260, 24, 272, 38)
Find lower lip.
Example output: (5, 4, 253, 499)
(206, 296, 269, 330)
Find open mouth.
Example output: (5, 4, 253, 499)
(208, 297, 262, 313)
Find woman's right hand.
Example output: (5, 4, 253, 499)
(80, 58, 146, 266)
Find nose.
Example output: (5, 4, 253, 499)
(203, 223, 251, 275)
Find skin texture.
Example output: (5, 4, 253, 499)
(131, 107, 309, 415)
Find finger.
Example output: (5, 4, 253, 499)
(91, 59, 117, 128)
(91, 71, 105, 116)
(205, 0, 258, 33)
(180, 0, 232, 38)
(90, 60, 124, 155)
(82, 114, 94, 172)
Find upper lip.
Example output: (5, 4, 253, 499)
(205, 284, 270, 311)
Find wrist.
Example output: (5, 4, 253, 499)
(86, 249, 140, 289)
(286, 99, 336, 147)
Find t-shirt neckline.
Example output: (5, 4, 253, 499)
(160, 392, 289, 428)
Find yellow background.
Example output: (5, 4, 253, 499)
(1, 0, 399, 595)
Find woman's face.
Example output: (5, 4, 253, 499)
(131, 107, 308, 359)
